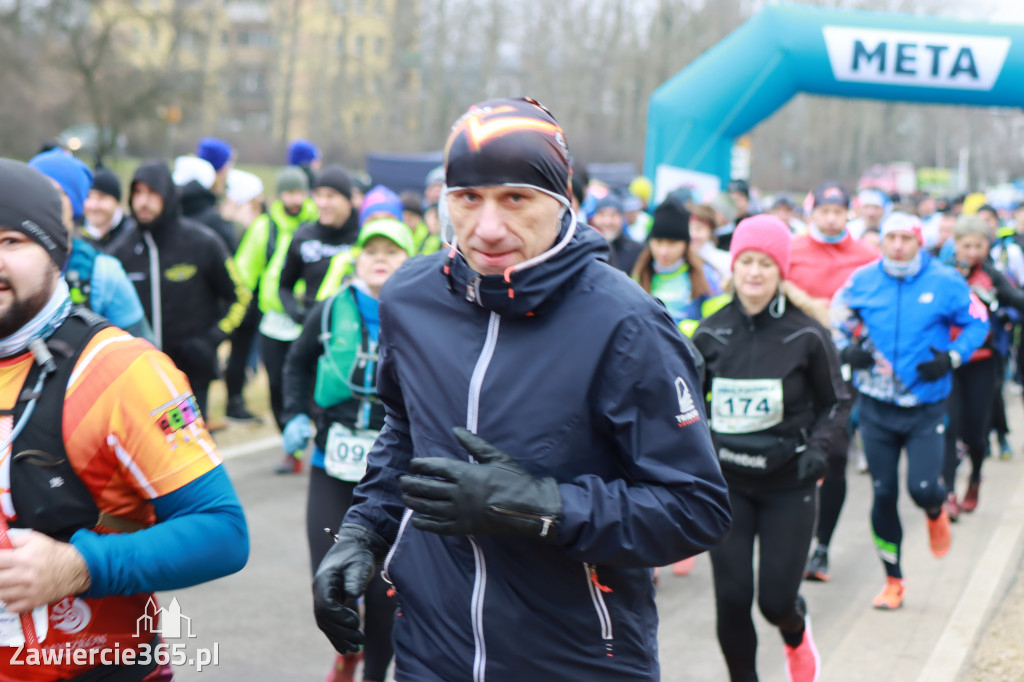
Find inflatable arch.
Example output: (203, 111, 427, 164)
(644, 3, 1024, 197)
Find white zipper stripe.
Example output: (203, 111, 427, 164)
(142, 232, 162, 350)
(467, 313, 501, 434)
(465, 311, 501, 682)
(470, 538, 488, 682)
(381, 507, 413, 586)
(584, 564, 613, 640)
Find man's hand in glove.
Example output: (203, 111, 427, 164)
(312, 524, 389, 654)
(796, 446, 828, 483)
(398, 427, 562, 541)
(916, 347, 954, 382)
(840, 344, 874, 370)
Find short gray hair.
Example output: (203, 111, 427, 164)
(954, 214, 990, 242)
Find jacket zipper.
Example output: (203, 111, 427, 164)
(584, 563, 615, 656)
(893, 279, 901, 402)
(381, 507, 413, 594)
(489, 506, 556, 538)
(466, 311, 501, 682)
(142, 232, 162, 349)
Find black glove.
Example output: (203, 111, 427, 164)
(916, 346, 953, 382)
(398, 427, 563, 541)
(796, 446, 827, 483)
(312, 524, 389, 654)
(840, 344, 874, 370)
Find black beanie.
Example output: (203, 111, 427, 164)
(312, 165, 352, 200)
(91, 167, 122, 202)
(0, 158, 69, 267)
(649, 197, 690, 242)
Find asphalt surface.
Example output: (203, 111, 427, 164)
(163, 400, 1024, 681)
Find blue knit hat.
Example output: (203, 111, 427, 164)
(592, 194, 624, 216)
(28, 148, 93, 222)
(359, 185, 404, 226)
(288, 139, 321, 166)
(196, 137, 234, 171)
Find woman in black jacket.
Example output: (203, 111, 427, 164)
(281, 218, 415, 682)
(942, 215, 1024, 517)
(693, 215, 848, 682)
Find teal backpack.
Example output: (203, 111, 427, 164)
(314, 287, 369, 408)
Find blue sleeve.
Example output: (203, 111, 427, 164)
(946, 275, 990, 361)
(556, 312, 731, 567)
(92, 255, 146, 330)
(70, 466, 249, 598)
(829, 277, 858, 351)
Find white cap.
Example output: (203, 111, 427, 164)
(172, 156, 216, 190)
(880, 211, 923, 244)
(226, 169, 264, 204)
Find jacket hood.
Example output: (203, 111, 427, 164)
(131, 161, 180, 233)
(444, 210, 609, 318)
(179, 180, 218, 217)
(269, 197, 319, 228)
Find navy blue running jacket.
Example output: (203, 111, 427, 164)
(345, 215, 731, 681)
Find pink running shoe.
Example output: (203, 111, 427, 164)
(784, 616, 820, 682)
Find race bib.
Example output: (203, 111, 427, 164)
(324, 424, 378, 482)
(0, 530, 48, 646)
(259, 310, 302, 341)
(710, 377, 784, 434)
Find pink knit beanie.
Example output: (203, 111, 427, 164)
(729, 215, 793, 278)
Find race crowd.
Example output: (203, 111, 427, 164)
(0, 96, 1022, 681)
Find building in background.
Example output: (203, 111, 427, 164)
(83, 0, 421, 161)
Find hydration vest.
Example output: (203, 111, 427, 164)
(5, 308, 144, 540)
(314, 287, 375, 409)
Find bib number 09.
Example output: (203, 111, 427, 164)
(324, 424, 378, 482)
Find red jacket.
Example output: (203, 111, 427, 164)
(788, 233, 879, 301)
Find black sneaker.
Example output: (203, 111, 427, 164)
(226, 397, 262, 424)
(804, 546, 830, 582)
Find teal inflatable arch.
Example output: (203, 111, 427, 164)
(644, 3, 1024, 194)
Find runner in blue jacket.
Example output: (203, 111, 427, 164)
(312, 98, 731, 681)
(831, 212, 988, 610)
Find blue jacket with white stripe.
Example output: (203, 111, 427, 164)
(345, 216, 731, 681)
(832, 252, 989, 406)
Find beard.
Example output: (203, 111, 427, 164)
(0, 272, 58, 340)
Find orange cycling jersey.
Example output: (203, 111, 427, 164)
(0, 327, 220, 681)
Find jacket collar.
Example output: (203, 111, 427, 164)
(442, 211, 609, 318)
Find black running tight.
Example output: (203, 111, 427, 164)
(307, 464, 395, 681)
(943, 356, 998, 490)
(259, 333, 292, 432)
(710, 483, 818, 682)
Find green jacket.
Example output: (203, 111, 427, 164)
(234, 198, 319, 314)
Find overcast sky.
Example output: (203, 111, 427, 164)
(975, 0, 1024, 22)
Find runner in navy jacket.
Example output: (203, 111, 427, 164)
(312, 98, 731, 681)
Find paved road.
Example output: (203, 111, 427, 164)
(165, 400, 1024, 681)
